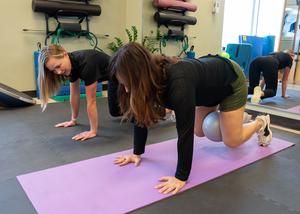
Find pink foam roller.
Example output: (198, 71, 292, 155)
(153, 0, 198, 12)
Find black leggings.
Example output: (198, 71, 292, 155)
(248, 56, 279, 99)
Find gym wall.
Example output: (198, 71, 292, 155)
(0, 0, 127, 92)
(0, 0, 224, 92)
(142, 0, 225, 57)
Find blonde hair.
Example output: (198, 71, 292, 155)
(38, 44, 67, 111)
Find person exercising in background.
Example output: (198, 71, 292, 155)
(38, 44, 120, 141)
(248, 51, 294, 103)
(109, 42, 272, 195)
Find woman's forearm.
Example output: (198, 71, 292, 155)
(87, 101, 98, 133)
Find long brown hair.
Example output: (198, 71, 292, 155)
(38, 44, 67, 111)
(109, 42, 178, 127)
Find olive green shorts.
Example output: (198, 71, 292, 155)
(219, 60, 247, 112)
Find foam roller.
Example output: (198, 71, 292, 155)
(32, 0, 101, 16)
(60, 0, 91, 1)
(154, 11, 197, 26)
(153, 0, 197, 12)
(167, 29, 184, 38)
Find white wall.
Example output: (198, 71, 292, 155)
(126, 0, 143, 43)
(0, 0, 225, 92)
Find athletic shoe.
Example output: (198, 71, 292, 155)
(165, 110, 176, 122)
(251, 86, 262, 104)
(256, 114, 272, 147)
(243, 112, 252, 123)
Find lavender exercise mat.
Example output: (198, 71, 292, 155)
(287, 105, 300, 113)
(17, 136, 294, 214)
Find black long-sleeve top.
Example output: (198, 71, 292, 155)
(270, 52, 293, 69)
(68, 50, 110, 86)
(133, 55, 238, 181)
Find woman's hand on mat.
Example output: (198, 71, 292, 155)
(55, 120, 76, 128)
(114, 154, 141, 166)
(72, 130, 97, 141)
(155, 176, 186, 195)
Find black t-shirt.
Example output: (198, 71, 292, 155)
(270, 52, 293, 69)
(133, 55, 238, 181)
(69, 50, 110, 86)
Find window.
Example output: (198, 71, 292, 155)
(222, 0, 285, 50)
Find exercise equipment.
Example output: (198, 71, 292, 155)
(226, 43, 252, 78)
(202, 111, 253, 142)
(32, 0, 101, 16)
(220, 47, 230, 59)
(32, 0, 103, 49)
(153, 0, 197, 57)
(154, 11, 197, 26)
(202, 111, 222, 142)
(60, 0, 92, 1)
(17, 137, 293, 214)
(153, 0, 198, 12)
(0, 83, 36, 107)
(239, 35, 264, 60)
(287, 105, 300, 113)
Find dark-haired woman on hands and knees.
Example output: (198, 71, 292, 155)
(38, 44, 119, 141)
(109, 42, 272, 195)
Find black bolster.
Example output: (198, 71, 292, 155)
(154, 11, 197, 26)
(32, 0, 101, 16)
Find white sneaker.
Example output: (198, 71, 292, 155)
(243, 112, 252, 123)
(251, 86, 262, 104)
(256, 115, 272, 147)
(165, 111, 176, 122)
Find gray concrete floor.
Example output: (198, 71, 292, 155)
(0, 98, 300, 214)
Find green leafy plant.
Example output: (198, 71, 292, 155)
(107, 37, 124, 53)
(142, 29, 161, 53)
(107, 26, 138, 53)
(126, 26, 138, 42)
(107, 26, 161, 54)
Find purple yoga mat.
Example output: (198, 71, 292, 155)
(17, 136, 294, 214)
(287, 105, 300, 113)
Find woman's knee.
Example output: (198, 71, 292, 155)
(223, 137, 243, 148)
(269, 90, 276, 97)
(262, 89, 276, 98)
(194, 128, 205, 137)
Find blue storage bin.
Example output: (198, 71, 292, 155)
(34, 51, 40, 97)
(56, 85, 70, 96)
(262, 35, 275, 56)
(226, 43, 252, 78)
(79, 83, 102, 94)
(239, 35, 264, 60)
